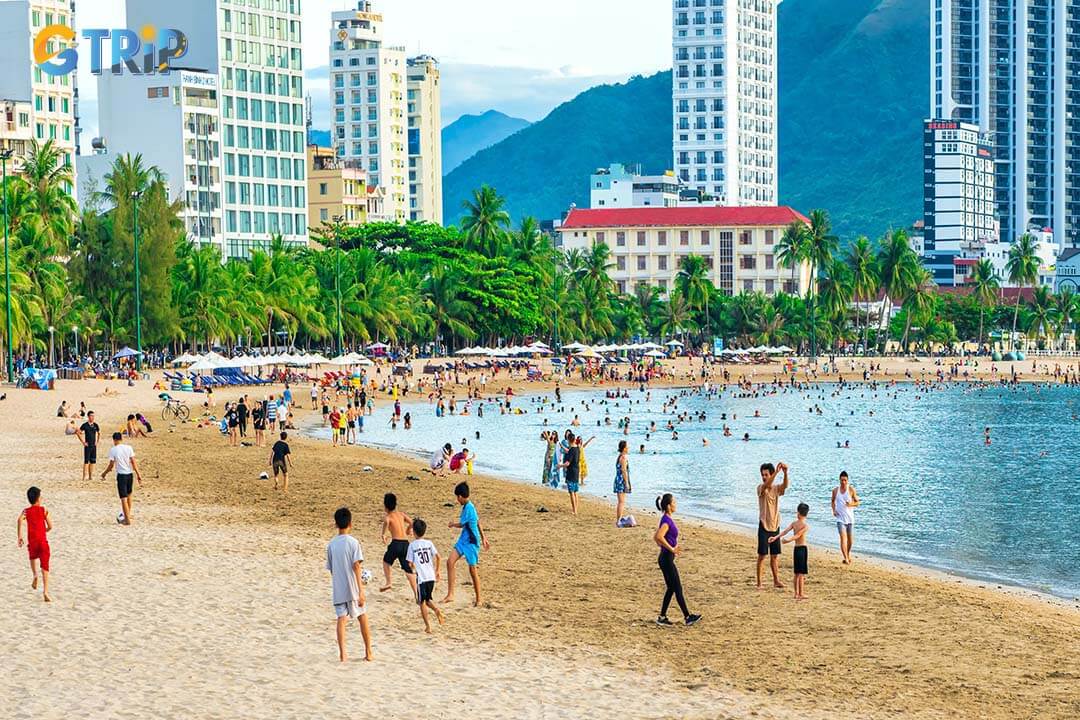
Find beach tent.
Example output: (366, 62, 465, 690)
(529, 341, 551, 349)
(574, 348, 603, 359)
(774, 345, 794, 353)
(172, 353, 199, 365)
(526, 343, 553, 355)
(644, 350, 668, 358)
(561, 342, 588, 351)
(664, 340, 684, 347)
(189, 357, 223, 372)
(639, 342, 664, 350)
(307, 353, 330, 364)
(113, 347, 143, 359)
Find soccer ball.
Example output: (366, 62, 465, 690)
(360, 569, 373, 585)
(116, 511, 126, 525)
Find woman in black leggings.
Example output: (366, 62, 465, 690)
(653, 493, 701, 626)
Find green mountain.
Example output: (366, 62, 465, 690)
(442, 110, 531, 174)
(443, 0, 928, 240)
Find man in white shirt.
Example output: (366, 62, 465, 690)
(100, 432, 142, 526)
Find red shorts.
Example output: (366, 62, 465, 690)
(28, 542, 50, 571)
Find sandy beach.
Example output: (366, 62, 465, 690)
(3, 370, 1079, 719)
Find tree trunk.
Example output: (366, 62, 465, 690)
(978, 308, 985, 351)
(1010, 292, 1021, 351)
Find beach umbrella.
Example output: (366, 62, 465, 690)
(188, 357, 223, 372)
(574, 348, 603, 359)
(664, 339, 684, 347)
(455, 347, 475, 355)
(528, 341, 551, 349)
(367, 342, 390, 351)
(308, 353, 330, 364)
(112, 347, 143, 359)
(562, 342, 587, 351)
(172, 353, 198, 365)
(639, 342, 664, 350)
(775, 345, 794, 353)
(644, 350, 667, 358)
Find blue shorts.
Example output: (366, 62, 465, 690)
(836, 522, 853, 535)
(453, 539, 480, 567)
(566, 480, 580, 494)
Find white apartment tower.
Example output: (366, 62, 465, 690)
(0, 0, 78, 188)
(90, 71, 224, 250)
(330, 1, 442, 224)
(932, 0, 1080, 249)
(330, 2, 407, 222)
(672, 0, 777, 205)
(124, 0, 308, 259)
(407, 55, 442, 223)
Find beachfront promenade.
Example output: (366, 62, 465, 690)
(3, 362, 1079, 719)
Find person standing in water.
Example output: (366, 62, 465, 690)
(653, 493, 701, 626)
(831, 471, 860, 564)
(614, 440, 632, 526)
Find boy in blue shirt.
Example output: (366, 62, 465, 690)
(441, 482, 489, 607)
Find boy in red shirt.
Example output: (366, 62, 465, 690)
(17, 486, 53, 602)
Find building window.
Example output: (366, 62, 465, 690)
(739, 256, 756, 270)
(765, 254, 774, 269)
(765, 229, 775, 244)
(616, 256, 626, 271)
(680, 230, 690, 246)
(658, 256, 668, 271)
(739, 230, 752, 245)
(319, 182, 328, 195)
(637, 231, 646, 246)
(742, 279, 754, 293)
(765, 279, 775, 294)
(616, 231, 626, 246)
(700, 230, 710, 245)
(657, 231, 667, 246)
(320, 208, 328, 221)
(596, 231, 605, 245)
(637, 256, 647, 271)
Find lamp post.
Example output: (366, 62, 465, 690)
(332, 215, 344, 356)
(48, 326, 55, 368)
(131, 190, 143, 372)
(2, 148, 13, 383)
(72, 325, 79, 359)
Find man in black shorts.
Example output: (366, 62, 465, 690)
(379, 493, 416, 596)
(75, 411, 101, 481)
(269, 431, 292, 493)
(101, 432, 143, 526)
(756, 461, 789, 589)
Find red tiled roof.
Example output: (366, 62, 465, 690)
(558, 206, 810, 230)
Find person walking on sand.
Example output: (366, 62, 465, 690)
(442, 482, 489, 607)
(406, 518, 444, 633)
(100, 432, 143, 526)
(270, 431, 292, 493)
(378, 493, 416, 596)
(831, 471, 860, 564)
(558, 435, 583, 515)
(756, 461, 789, 589)
(653, 493, 701, 626)
(326, 506, 373, 662)
(614, 440, 632, 526)
(17, 486, 53, 602)
(75, 410, 101, 481)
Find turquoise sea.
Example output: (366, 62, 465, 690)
(312, 382, 1080, 600)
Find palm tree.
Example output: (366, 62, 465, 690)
(803, 209, 839, 358)
(776, 220, 808, 293)
(754, 301, 787, 346)
(900, 268, 936, 352)
(421, 263, 476, 353)
(846, 236, 878, 354)
(876, 229, 919, 353)
(1005, 233, 1041, 352)
(21, 139, 77, 252)
(659, 289, 695, 342)
(969, 258, 1000, 351)
(1053, 288, 1078, 351)
(1027, 286, 1057, 348)
(817, 259, 853, 349)
(460, 185, 510, 257)
(676, 254, 713, 340)
(633, 283, 663, 337)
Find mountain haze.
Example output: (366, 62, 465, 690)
(443, 0, 929, 240)
(442, 110, 531, 174)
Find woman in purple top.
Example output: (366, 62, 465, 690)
(653, 493, 701, 627)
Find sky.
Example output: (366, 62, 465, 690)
(75, 0, 671, 145)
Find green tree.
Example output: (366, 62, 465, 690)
(460, 185, 510, 257)
(676, 254, 713, 340)
(1005, 233, 1041, 351)
(969, 258, 1000, 350)
(846, 235, 878, 353)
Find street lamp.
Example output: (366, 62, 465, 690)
(1, 147, 13, 383)
(131, 190, 143, 372)
(48, 326, 55, 368)
(332, 215, 345, 356)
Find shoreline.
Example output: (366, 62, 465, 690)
(298, 408, 1080, 610)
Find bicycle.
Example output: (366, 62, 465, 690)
(161, 397, 191, 421)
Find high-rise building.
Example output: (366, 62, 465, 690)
(406, 55, 441, 223)
(330, 2, 441, 224)
(124, 0, 308, 259)
(0, 99, 33, 169)
(86, 71, 224, 250)
(330, 2, 407, 222)
(672, 0, 777, 206)
(932, 0, 1080, 249)
(921, 119, 997, 285)
(0, 0, 78, 191)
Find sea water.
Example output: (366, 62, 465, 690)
(309, 383, 1080, 599)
